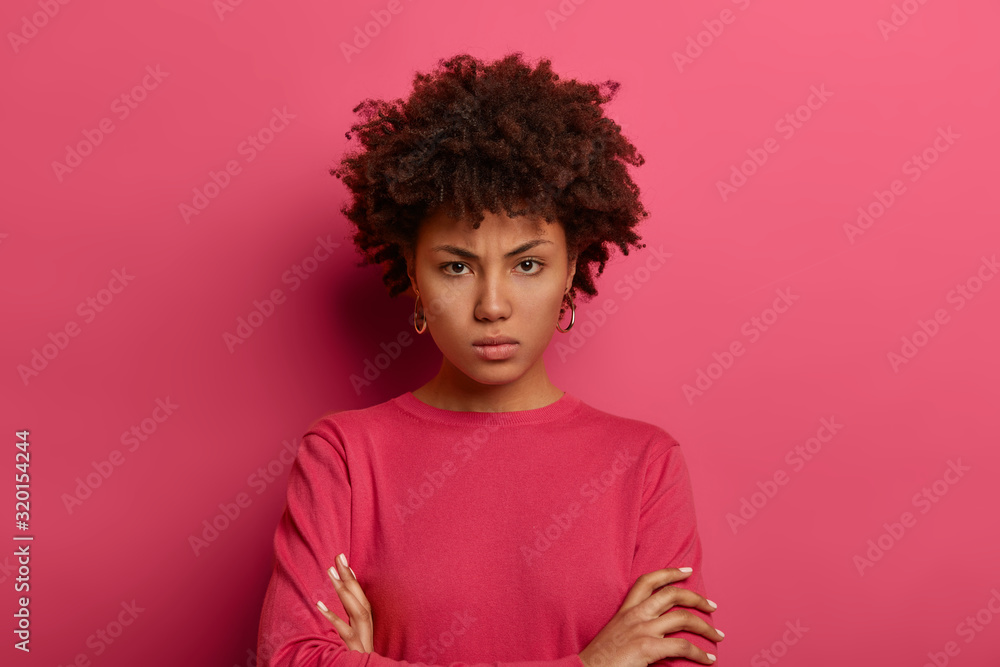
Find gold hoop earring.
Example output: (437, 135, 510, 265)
(556, 294, 575, 333)
(413, 291, 427, 334)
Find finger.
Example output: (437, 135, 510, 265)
(333, 558, 374, 652)
(649, 607, 725, 644)
(316, 600, 363, 651)
(338, 558, 373, 614)
(622, 567, 694, 610)
(648, 584, 719, 616)
(328, 562, 374, 649)
(654, 636, 718, 665)
(328, 565, 365, 617)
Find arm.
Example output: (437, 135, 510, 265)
(256, 425, 589, 667)
(629, 437, 719, 665)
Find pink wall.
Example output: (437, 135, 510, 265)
(2, 0, 998, 664)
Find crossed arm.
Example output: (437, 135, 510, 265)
(314, 550, 723, 666)
(261, 428, 722, 666)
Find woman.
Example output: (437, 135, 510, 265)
(256, 52, 723, 667)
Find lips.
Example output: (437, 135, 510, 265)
(472, 336, 518, 346)
(472, 338, 518, 361)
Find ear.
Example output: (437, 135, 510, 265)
(565, 251, 578, 294)
(404, 246, 418, 293)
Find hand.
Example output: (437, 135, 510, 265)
(578, 567, 723, 667)
(315, 552, 374, 653)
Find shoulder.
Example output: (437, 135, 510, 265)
(294, 394, 410, 460)
(307, 394, 405, 437)
(572, 396, 681, 461)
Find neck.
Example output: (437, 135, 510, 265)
(412, 360, 563, 412)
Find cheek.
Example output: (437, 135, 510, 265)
(525, 288, 564, 316)
(424, 291, 469, 334)
(522, 293, 563, 332)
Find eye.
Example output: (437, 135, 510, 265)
(517, 259, 544, 275)
(442, 262, 469, 276)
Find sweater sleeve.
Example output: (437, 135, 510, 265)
(629, 437, 719, 665)
(256, 425, 588, 667)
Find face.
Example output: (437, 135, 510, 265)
(405, 207, 577, 391)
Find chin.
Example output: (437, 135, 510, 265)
(458, 360, 525, 386)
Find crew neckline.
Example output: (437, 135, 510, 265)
(393, 390, 582, 426)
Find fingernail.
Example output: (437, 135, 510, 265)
(716, 629, 725, 638)
(706, 653, 716, 662)
(339, 553, 349, 568)
(707, 599, 718, 609)
(349, 566, 356, 578)
(317, 600, 329, 612)
(329, 565, 340, 581)
(678, 567, 693, 573)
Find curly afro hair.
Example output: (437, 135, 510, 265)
(330, 51, 649, 313)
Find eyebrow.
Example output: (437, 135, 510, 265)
(430, 239, 554, 260)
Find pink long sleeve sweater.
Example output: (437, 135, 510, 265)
(257, 390, 718, 666)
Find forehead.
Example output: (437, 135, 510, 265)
(417, 208, 564, 247)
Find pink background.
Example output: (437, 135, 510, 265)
(2, 0, 999, 664)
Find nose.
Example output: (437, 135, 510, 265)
(474, 270, 512, 322)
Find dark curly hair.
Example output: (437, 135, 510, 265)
(330, 52, 649, 313)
